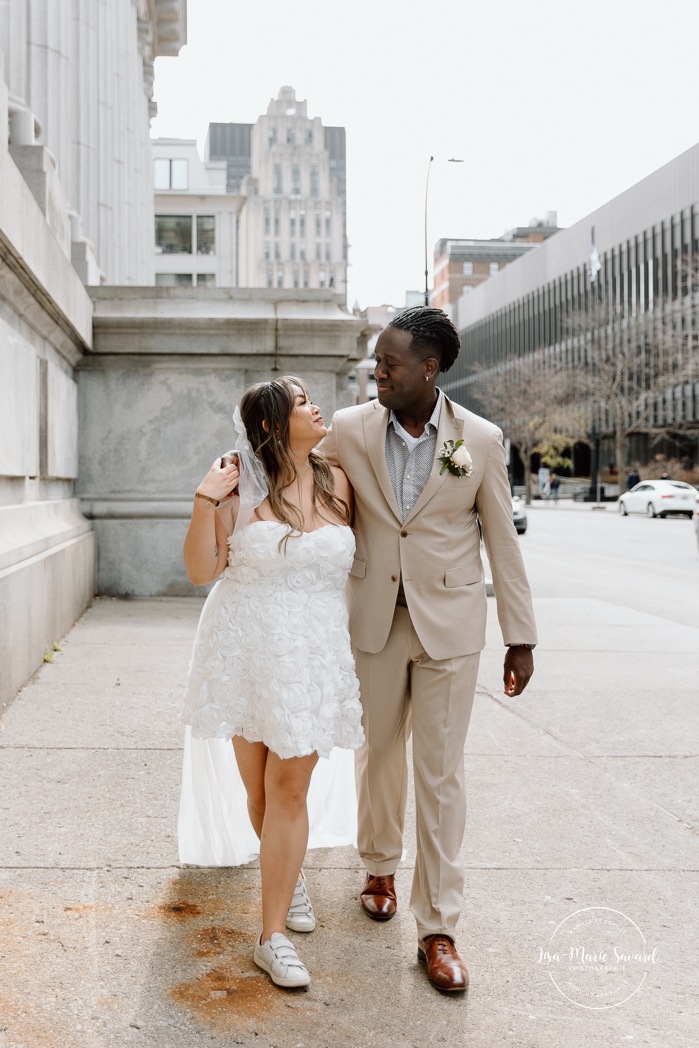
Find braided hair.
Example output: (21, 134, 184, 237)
(389, 306, 461, 373)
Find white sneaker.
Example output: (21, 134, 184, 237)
(254, 932, 311, 988)
(286, 871, 316, 933)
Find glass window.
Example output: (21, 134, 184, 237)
(324, 208, 331, 238)
(273, 164, 282, 195)
(268, 128, 276, 146)
(462, 261, 473, 275)
(153, 158, 188, 190)
(300, 246, 306, 262)
(315, 243, 322, 261)
(291, 164, 301, 196)
(293, 269, 300, 288)
(155, 216, 192, 254)
(155, 273, 192, 286)
(264, 206, 271, 236)
(305, 129, 313, 145)
(267, 269, 273, 288)
(310, 164, 319, 197)
(273, 206, 280, 237)
(276, 269, 284, 288)
(196, 274, 216, 287)
(290, 242, 296, 261)
(303, 268, 310, 289)
(196, 216, 215, 255)
(489, 262, 500, 275)
(325, 243, 331, 262)
(315, 207, 322, 237)
(290, 208, 296, 237)
(274, 242, 280, 261)
(319, 269, 326, 289)
(299, 209, 306, 238)
(287, 128, 294, 144)
(264, 241, 270, 260)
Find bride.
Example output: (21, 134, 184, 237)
(180, 376, 364, 990)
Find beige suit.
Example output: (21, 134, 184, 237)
(323, 393, 537, 937)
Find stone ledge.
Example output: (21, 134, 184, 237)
(0, 499, 93, 573)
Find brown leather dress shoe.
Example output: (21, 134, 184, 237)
(359, 873, 397, 921)
(418, 934, 469, 993)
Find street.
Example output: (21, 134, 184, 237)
(0, 503, 697, 1047)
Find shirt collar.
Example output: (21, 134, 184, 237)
(389, 388, 443, 438)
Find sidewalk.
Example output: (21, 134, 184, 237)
(0, 592, 696, 1048)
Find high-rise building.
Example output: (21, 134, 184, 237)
(206, 87, 347, 296)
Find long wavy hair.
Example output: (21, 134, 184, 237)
(239, 376, 350, 543)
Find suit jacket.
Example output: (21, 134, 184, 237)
(322, 393, 537, 661)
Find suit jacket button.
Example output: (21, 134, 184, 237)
(400, 530, 408, 537)
(391, 575, 397, 582)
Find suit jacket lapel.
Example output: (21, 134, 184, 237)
(404, 395, 465, 524)
(362, 404, 402, 523)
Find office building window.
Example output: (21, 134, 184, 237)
(310, 164, 319, 197)
(291, 164, 301, 196)
(300, 246, 306, 262)
(196, 274, 216, 287)
(462, 261, 473, 275)
(264, 206, 271, 236)
(155, 216, 192, 254)
(153, 158, 188, 190)
(299, 209, 306, 238)
(274, 242, 280, 261)
(155, 273, 193, 286)
(293, 269, 300, 288)
(489, 262, 500, 275)
(305, 129, 313, 145)
(325, 243, 331, 262)
(303, 268, 310, 289)
(319, 269, 326, 289)
(276, 269, 284, 288)
(289, 208, 296, 237)
(315, 242, 322, 261)
(267, 268, 274, 288)
(324, 209, 332, 238)
(268, 128, 277, 146)
(273, 163, 282, 195)
(315, 206, 322, 238)
(273, 206, 280, 237)
(290, 242, 296, 261)
(287, 128, 294, 144)
(264, 241, 271, 260)
(196, 216, 215, 255)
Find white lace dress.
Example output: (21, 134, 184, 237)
(178, 521, 365, 866)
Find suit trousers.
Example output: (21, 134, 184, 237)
(353, 604, 479, 939)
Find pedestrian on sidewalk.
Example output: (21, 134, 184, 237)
(323, 307, 537, 993)
(180, 376, 365, 990)
(549, 472, 560, 504)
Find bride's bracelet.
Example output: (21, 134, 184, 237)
(194, 492, 219, 507)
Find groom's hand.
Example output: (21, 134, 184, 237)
(503, 646, 534, 697)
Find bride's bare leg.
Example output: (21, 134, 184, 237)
(260, 751, 318, 942)
(232, 737, 267, 838)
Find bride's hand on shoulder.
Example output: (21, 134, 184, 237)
(196, 456, 240, 505)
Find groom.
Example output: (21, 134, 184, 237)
(323, 306, 537, 992)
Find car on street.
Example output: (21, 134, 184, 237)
(512, 495, 527, 534)
(617, 479, 696, 519)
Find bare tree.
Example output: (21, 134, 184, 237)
(470, 352, 580, 504)
(567, 269, 699, 482)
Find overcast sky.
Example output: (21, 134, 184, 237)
(151, 0, 699, 310)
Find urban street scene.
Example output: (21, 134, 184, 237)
(0, 2, 697, 1046)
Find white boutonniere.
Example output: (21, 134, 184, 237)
(438, 439, 473, 478)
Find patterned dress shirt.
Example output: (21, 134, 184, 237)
(385, 389, 443, 521)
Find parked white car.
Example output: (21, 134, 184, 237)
(512, 496, 527, 534)
(617, 479, 696, 519)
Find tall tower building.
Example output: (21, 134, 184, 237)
(207, 87, 347, 296)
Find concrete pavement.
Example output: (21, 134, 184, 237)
(1, 523, 698, 1047)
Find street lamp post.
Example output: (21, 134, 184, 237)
(423, 156, 464, 307)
